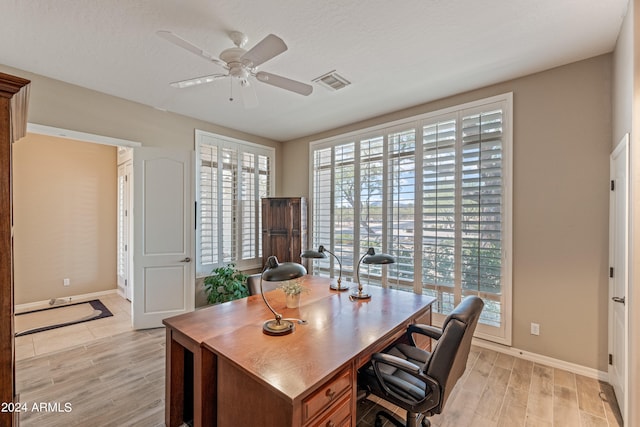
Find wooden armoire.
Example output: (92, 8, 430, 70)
(261, 197, 307, 267)
(1, 72, 31, 427)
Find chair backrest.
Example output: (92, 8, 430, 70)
(424, 296, 484, 411)
(246, 274, 280, 296)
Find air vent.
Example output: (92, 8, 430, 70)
(312, 70, 351, 91)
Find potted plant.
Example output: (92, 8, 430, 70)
(279, 279, 309, 308)
(203, 263, 249, 304)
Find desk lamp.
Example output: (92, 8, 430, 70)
(260, 255, 307, 336)
(300, 245, 348, 291)
(351, 247, 395, 300)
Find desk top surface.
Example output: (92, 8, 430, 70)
(189, 276, 435, 402)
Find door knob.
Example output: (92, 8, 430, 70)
(612, 296, 625, 304)
(180, 257, 191, 263)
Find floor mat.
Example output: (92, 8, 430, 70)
(15, 299, 113, 337)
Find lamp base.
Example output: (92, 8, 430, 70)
(350, 287, 371, 300)
(262, 318, 295, 336)
(330, 279, 349, 292)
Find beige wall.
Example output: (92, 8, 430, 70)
(13, 134, 117, 304)
(0, 64, 284, 190)
(281, 55, 613, 372)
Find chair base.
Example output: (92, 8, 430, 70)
(374, 410, 430, 427)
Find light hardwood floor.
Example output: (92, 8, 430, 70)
(15, 295, 622, 427)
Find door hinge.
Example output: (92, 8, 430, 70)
(611, 180, 615, 191)
(125, 279, 128, 287)
(609, 267, 614, 278)
(609, 353, 613, 365)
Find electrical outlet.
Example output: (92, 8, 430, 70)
(63, 278, 70, 287)
(530, 322, 540, 336)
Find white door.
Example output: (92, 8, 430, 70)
(117, 161, 133, 301)
(609, 134, 628, 423)
(132, 147, 194, 329)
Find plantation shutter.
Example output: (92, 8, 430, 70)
(422, 118, 457, 313)
(196, 131, 274, 275)
(311, 147, 334, 276)
(199, 144, 219, 268)
(387, 128, 416, 285)
(460, 108, 504, 327)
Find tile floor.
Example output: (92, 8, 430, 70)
(14, 292, 132, 361)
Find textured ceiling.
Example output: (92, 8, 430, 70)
(0, 0, 628, 141)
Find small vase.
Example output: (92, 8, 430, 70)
(286, 293, 301, 308)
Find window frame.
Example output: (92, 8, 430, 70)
(308, 93, 512, 345)
(195, 129, 275, 276)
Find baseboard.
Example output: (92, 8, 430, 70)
(15, 289, 118, 312)
(472, 338, 609, 382)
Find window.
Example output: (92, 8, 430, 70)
(310, 94, 512, 344)
(196, 130, 274, 275)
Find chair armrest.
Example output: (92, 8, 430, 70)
(369, 352, 440, 408)
(407, 324, 442, 346)
(371, 352, 421, 375)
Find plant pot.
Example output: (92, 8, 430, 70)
(286, 293, 301, 309)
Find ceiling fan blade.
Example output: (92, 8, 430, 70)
(170, 73, 226, 89)
(241, 34, 287, 67)
(255, 71, 313, 96)
(240, 80, 259, 109)
(157, 30, 227, 68)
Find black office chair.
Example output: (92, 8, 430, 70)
(246, 273, 279, 296)
(358, 296, 484, 427)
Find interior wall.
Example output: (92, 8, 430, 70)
(615, 0, 640, 424)
(0, 63, 283, 306)
(0, 64, 283, 191)
(13, 133, 117, 304)
(281, 55, 613, 372)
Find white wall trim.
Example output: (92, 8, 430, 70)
(27, 123, 141, 147)
(473, 338, 609, 382)
(15, 289, 118, 312)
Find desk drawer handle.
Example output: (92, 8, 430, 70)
(326, 421, 335, 427)
(325, 388, 336, 400)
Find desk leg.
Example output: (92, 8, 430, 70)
(166, 330, 185, 427)
(195, 347, 217, 426)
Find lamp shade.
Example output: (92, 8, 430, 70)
(352, 247, 395, 300)
(262, 256, 307, 281)
(300, 245, 347, 291)
(300, 249, 327, 259)
(362, 252, 395, 265)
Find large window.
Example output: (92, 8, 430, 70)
(196, 130, 274, 275)
(310, 94, 512, 344)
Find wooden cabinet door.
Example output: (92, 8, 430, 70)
(262, 197, 306, 266)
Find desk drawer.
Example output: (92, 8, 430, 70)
(302, 368, 351, 423)
(307, 394, 351, 427)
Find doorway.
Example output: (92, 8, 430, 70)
(609, 133, 629, 424)
(12, 125, 139, 358)
(16, 124, 196, 332)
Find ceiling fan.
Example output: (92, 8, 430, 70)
(157, 30, 313, 108)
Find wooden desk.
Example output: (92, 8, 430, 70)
(163, 276, 435, 427)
